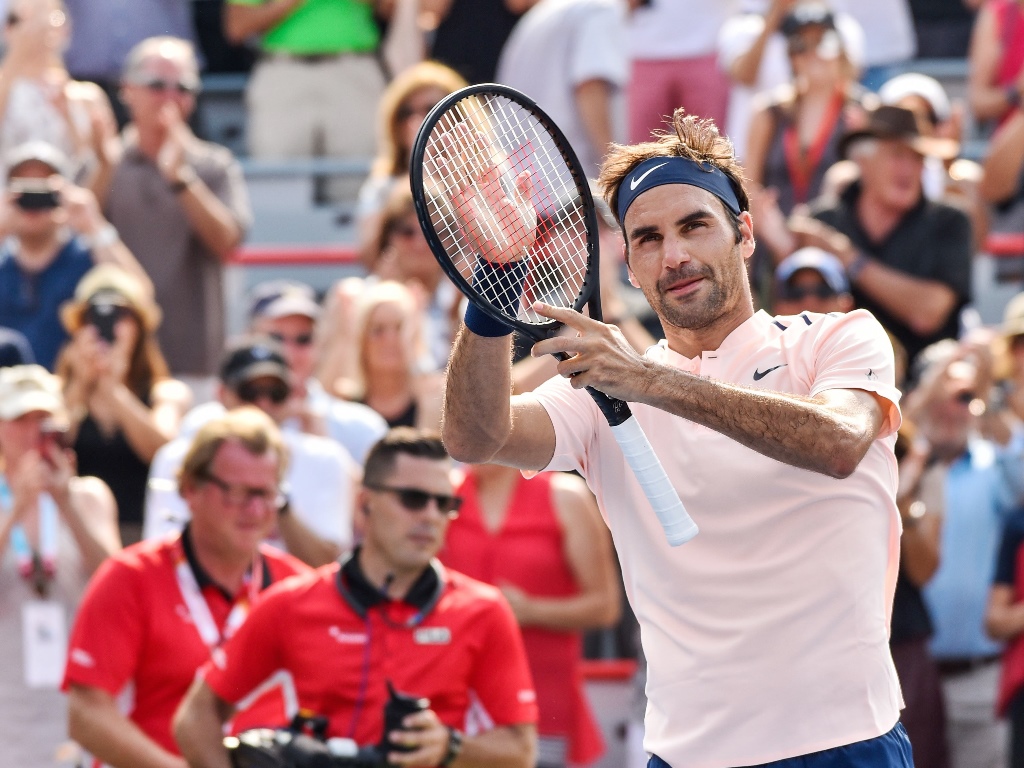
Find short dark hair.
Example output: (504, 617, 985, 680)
(363, 428, 449, 487)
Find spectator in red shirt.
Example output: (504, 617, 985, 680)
(63, 407, 309, 768)
(174, 428, 538, 768)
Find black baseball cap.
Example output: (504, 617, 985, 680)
(781, 2, 836, 38)
(219, 336, 289, 390)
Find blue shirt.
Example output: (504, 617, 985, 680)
(923, 436, 1024, 660)
(0, 238, 93, 370)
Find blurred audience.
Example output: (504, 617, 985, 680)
(908, 338, 1023, 768)
(892, 421, 951, 768)
(909, 0, 980, 59)
(64, 407, 308, 768)
(145, 336, 356, 568)
(0, 364, 119, 768)
(980, 88, 1024, 264)
(987, 507, 1024, 768)
(62, 0, 197, 128)
(246, 280, 387, 464)
(968, 0, 1024, 127)
(356, 60, 467, 262)
(441, 463, 620, 768)
(423, 0, 535, 84)
(771, 246, 854, 315)
(801, 104, 969, 370)
(325, 280, 444, 432)
(627, 0, 735, 142)
(0, 0, 119, 196)
(745, 1, 868, 216)
(496, 0, 629, 179)
(223, 0, 386, 198)
(56, 265, 190, 545)
(0, 140, 149, 371)
(995, 293, 1024, 422)
(105, 36, 251, 382)
(830, 0, 917, 89)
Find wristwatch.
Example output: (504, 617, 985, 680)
(169, 165, 198, 194)
(440, 727, 463, 767)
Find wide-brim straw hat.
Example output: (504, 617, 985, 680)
(60, 264, 161, 334)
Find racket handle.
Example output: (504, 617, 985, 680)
(609, 417, 699, 547)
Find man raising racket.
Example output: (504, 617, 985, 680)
(441, 109, 911, 768)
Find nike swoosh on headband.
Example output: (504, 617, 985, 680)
(629, 162, 668, 191)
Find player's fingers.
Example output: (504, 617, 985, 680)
(531, 335, 582, 358)
(531, 301, 595, 330)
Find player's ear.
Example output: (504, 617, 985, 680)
(627, 264, 640, 289)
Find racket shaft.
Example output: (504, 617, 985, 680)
(609, 418, 698, 546)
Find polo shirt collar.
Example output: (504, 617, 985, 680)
(654, 310, 774, 368)
(180, 523, 270, 602)
(340, 546, 443, 612)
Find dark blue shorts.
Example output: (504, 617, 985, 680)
(647, 722, 914, 768)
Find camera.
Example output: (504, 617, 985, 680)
(9, 178, 60, 210)
(225, 683, 430, 768)
(83, 300, 129, 343)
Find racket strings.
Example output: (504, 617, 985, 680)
(420, 93, 590, 325)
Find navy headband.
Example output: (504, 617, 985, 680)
(616, 156, 743, 222)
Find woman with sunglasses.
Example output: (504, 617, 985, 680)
(0, 0, 119, 197)
(355, 60, 468, 265)
(55, 265, 190, 544)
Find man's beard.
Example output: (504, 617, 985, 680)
(640, 263, 728, 332)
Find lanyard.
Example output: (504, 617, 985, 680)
(0, 477, 59, 596)
(173, 538, 263, 649)
(782, 90, 845, 206)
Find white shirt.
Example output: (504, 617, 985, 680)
(530, 309, 903, 767)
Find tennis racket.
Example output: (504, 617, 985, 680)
(410, 83, 698, 547)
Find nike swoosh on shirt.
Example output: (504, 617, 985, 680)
(752, 364, 787, 381)
(629, 162, 669, 191)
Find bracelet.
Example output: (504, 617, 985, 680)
(440, 727, 463, 767)
(1007, 85, 1022, 110)
(846, 253, 870, 283)
(80, 223, 120, 250)
(169, 165, 198, 194)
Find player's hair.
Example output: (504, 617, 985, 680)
(363, 428, 449, 487)
(178, 407, 289, 493)
(598, 109, 750, 242)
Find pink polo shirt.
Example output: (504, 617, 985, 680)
(530, 309, 904, 768)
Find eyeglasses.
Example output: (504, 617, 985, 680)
(365, 484, 462, 517)
(269, 332, 313, 347)
(133, 77, 197, 96)
(777, 284, 838, 302)
(236, 379, 290, 405)
(202, 472, 285, 509)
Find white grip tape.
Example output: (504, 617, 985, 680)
(610, 417, 698, 546)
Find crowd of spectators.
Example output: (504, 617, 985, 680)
(5, 0, 1024, 767)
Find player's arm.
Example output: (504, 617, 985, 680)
(534, 308, 889, 479)
(442, 326, 557, 471)
(173, 678, 237, 768)
(69, 684, 188, 768)
(502, 473, 620, 631)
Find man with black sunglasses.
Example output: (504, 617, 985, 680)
(175, 427, 538, 768)
(105, 35, 251, 383)
(772, 247, 854, 317)
(143, 336, 358, 568)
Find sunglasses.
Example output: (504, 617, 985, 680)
(236, 379, 290, 405)
(269, 332, 314, 347)
(134, 77, 197, 96)
(777, 284, 838, 302)
(365, 484, 462, 516)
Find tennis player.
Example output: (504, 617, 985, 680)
(441, 109, 911, 768)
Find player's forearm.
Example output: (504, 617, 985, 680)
(442, 327, 516, 463)
(639, 368, 880, 478)
(456, 724, 537, 768)
(68, 685, 188, 768)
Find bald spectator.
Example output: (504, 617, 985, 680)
(104, 36, 251, 382)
